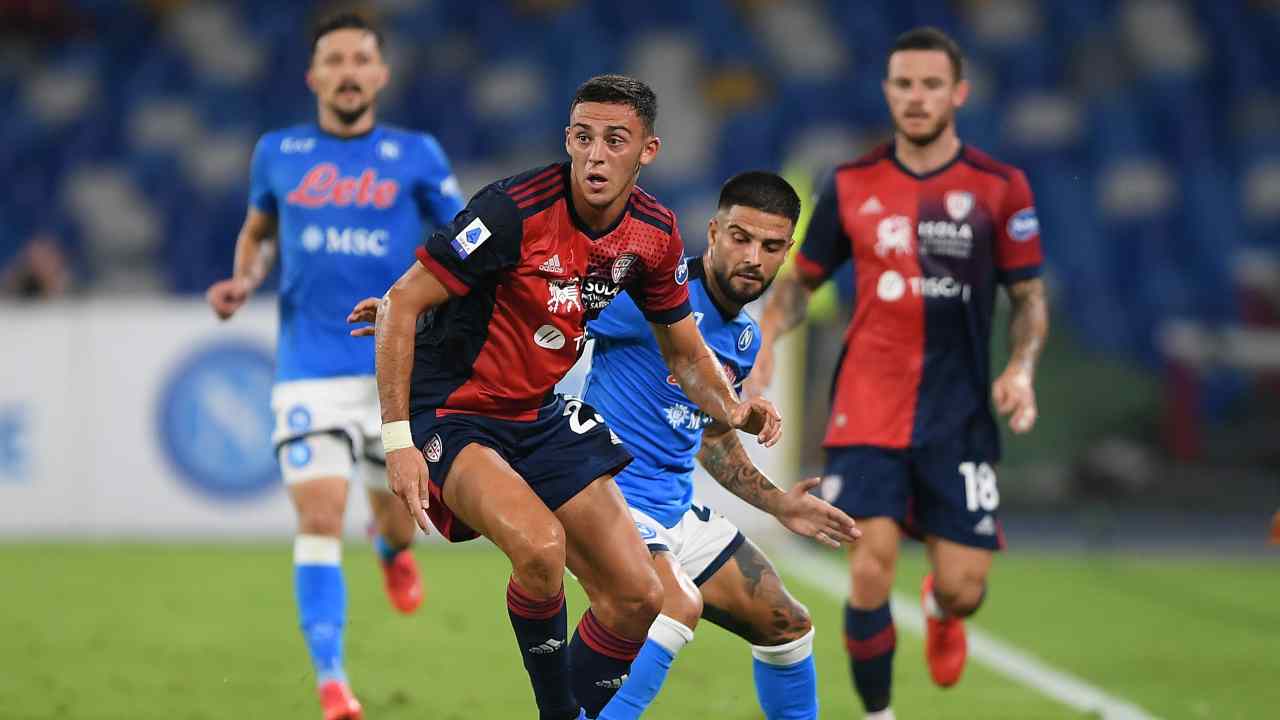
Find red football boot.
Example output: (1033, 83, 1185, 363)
(922, 573, 967, 687)
(382, 549, 424, 614)
(318, 680, 363, 720)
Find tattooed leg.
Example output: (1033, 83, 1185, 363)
(701, 537, 819, 719)
(699, 537, 811, 645)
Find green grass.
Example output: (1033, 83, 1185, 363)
(0, 543, 1275, 719)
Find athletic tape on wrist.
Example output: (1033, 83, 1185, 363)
(381, 420, 414, 453)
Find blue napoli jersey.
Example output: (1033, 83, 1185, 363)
(583, 257, 760, 528)
(249, 123, 464, 381)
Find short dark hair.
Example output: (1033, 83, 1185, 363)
(310, 11, 383, 56)
(888, 26, 964, 81)
(569, 74, 658, 135)
(717, 171, 801, 225)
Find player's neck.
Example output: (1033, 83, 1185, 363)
(316, 107, 376, 139)
(569, 174, 634, 233)
(700, 254, 744, 317)
(893, 129, 961, 176)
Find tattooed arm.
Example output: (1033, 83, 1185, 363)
(992, 277, 1049, 434)
(697, 421, 859, 548)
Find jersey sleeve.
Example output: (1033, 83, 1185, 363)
(247, 135, 277, 215)
(587, 289, 648, 341)
(413, 134, 466, 227)
(994, 170, 1044, 285)
(634, 222, 692, 325)
(415, 185, 522, 296)
(794, 172, 851, 285)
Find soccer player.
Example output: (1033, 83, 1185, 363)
(205, 14, 463, 720)
(747, 27, 1050, 720)
(348, 75, 783, 719)
(586, 171, 860, 720)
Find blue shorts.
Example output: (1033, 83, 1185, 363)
(821, 432, 1005, 551)
(410, 394, 632, 542)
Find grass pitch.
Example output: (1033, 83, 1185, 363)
(1, 542, 1275, 719)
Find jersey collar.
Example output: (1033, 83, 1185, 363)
(889, 142, 965, 181)
(562, 163, 630, 240)
(689, 255, 739, 322)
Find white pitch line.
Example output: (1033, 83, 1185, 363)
(783, 550, 1161, 720)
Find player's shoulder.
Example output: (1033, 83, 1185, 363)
(255, 123, 317, 155)
(833, 143, 895, 177)
(958, 145, 1025, 183)
(377, 124, 445, 151)
(627, 185, 676, 234)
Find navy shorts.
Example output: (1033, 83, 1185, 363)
(821, 431, 1005, 551)
(410, 395, 632, 542)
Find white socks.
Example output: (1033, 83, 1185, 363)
(648, 613, 695, 655)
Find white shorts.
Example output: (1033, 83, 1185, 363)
(630, 503, 746, 586)
(271, 376, 387, 489)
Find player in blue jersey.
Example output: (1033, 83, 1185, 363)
(586, 172, 860, 720)
(204, 14, 463, 720)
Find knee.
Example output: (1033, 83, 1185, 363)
(296, 504, 345, 537)
(850, 553, 895, 604)
(663, 580, 703, 630)
(933, 570, 987, 618)
(756, 597, 812, 646)
(603, 564, 664, 627)
(509, 527, 567, 597)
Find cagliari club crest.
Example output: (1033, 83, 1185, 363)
(611, 253, 639, 285)
(944, 190, 974, 222)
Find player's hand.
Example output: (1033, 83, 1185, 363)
(741, 344, 774, 401)
(730, 396, 782, 447)
(347, 297, 381, 337)
(206, 277, 251, 320)
(387, 446, 432, 534)
(773, 477, 860, 548)
(992, 367, 1038, 434)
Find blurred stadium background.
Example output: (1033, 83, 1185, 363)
(1, 0, 1277, 718)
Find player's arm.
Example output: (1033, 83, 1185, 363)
(993, 277, 1049, 434)
(992, 171, 1049, 434)
(651, 317, 782, 447)
(744, 172, 849, 398)
(206, 207, 277, 320)
(697, 421, 859, 548)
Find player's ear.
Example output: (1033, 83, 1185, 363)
(564, 125, 573, 155)
(706, 215, 719, 248)
(638, 134, 661, 168)
(952, 78, 970, 109)
(305, 66, 317, 94)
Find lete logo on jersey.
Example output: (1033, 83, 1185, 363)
(287, 163, 399, 209)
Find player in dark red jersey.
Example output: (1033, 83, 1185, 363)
(349, 75, 781, 719)
(747, 28, 1049, 720)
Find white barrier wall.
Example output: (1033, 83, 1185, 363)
(0, 299, 799, 539)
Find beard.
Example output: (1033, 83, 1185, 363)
(332, 101, 372, 126)
(714, 264, 774, 306)
(895, 110, 953, 147)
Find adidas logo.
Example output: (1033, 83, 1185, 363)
(539, 254, 564, 274)
(594, 674, 628, 689)
(527, 638, 564, 655)
(974, 515, 996, 536)
(858, 195, 884, 215)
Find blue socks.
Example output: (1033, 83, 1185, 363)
(599, 614, 693, 719)
(845, 602, 895, 713)
(373, 534, 404, 565)
(294, 535, 346, 685)
(752, 628, 819, 720)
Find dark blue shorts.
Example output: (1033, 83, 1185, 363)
(410, 395, 632, 542)
(821, 432, 1005, 551)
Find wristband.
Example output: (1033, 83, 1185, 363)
(381, 420, 414, 453)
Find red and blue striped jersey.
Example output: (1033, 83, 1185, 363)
(796, 143, 1043, 453)
(412, 162, 691, 421)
